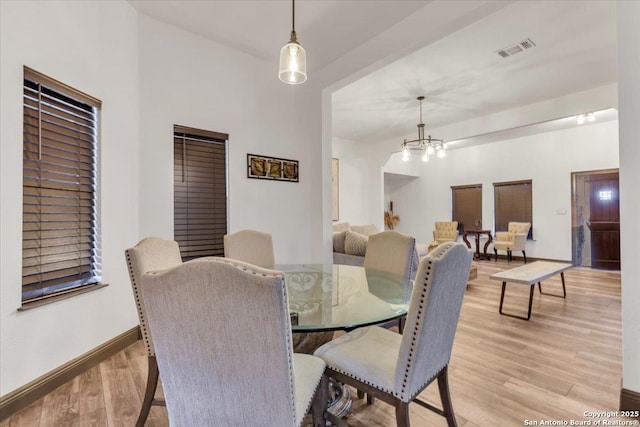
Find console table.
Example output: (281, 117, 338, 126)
(463, 229, 493, 260)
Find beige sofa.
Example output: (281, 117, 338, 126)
(332, 223, 376, 266)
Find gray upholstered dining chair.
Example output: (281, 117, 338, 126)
(314, 242, 473, 427)
(363, 231, 417, 283)
(125, 237, 183, 427)
(363, 230, 417, 334)
(223, 229, 275, 268)
(137, 257, 327, 426)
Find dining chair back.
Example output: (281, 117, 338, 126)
(138, 257, 327, 426)
(125, 237, 183, 427)
(363, 231, 417, 282)
(223, 229, 275, 268)
(363, 231, 417, 335)
(395, 242, 472, 402)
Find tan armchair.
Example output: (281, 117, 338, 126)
(433, 221, 459, 244)
(493, 222, 531, 263)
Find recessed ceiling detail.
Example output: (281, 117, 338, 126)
(496, 38, 536, 58)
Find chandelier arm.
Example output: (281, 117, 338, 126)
(403, 137, 444, 145)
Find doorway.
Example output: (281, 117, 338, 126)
(571, 169, 620, 270)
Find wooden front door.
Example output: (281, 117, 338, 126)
(587, 172, 620, 270)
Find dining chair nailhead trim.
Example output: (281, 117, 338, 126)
(407, 243, 417, 282)
(328, 366, 396, 396)
(400, 258, 432, 398)
(125, 249, 154, 356)
(299, 377, 324, 427)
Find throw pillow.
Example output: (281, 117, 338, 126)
(332, 222, 351, 233)
(344, 230, 368, 256)
(351, 224, 378, 237)
(333, 231, 347, 253)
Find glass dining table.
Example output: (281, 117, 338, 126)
(277, 263, 411, 333)
(276, 263, 412, 418)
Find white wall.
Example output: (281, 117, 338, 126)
(0, 1, 140, 395)
(617, 0, 640, 396)
(137, 16, 324, 264)
(331, 137, 407, 230)
(331, 137, 371, 225)
(379, 120, 619, 260)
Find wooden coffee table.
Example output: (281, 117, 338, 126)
(489, 261, 572, 320)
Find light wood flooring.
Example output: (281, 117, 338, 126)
(1, 260, 627, 426)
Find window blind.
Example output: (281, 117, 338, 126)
(494, 179, 533, 238)
(452, 184, 482, 233)
(173, 126, 228, 261)
(22, 67, 102, 303)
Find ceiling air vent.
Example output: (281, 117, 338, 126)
(496, 38, 536, 58)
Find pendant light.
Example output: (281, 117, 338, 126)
(279, 0, 307, 84)
(400, 96, 446, 162)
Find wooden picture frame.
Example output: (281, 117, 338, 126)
(248, 154, 299, 182)
(332, 158, 339, 221)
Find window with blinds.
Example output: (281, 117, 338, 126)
(452, 184, 482, 234)
(494, 179, 533, 239)
(22, 67, 102, 305)
(173, 126, 228, 261)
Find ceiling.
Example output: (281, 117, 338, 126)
(130, 1, 618, 146)
(129, 0, 428, 72)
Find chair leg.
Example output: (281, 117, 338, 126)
(356, 388, 376, 404)
(395, 401, 410, 427)
(312, 375, 328, 427)
(398, 316, 406, 334)
(523, 251, 527, 264)
(136, 356, 160, 427)
(437, 366, 458, 427)
(507, 250, 512, 263)
(494, 248, 498, 263)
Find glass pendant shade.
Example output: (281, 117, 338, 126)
(402, 145, 410, 162)
(279, 35, 307, 84)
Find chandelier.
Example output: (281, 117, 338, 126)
(401, 96, 446, 162)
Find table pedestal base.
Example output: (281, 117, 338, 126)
(463, 229, 493, 260)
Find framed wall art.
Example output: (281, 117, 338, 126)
(332, 158, 339, 220)
(247, 153, 299, 182)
